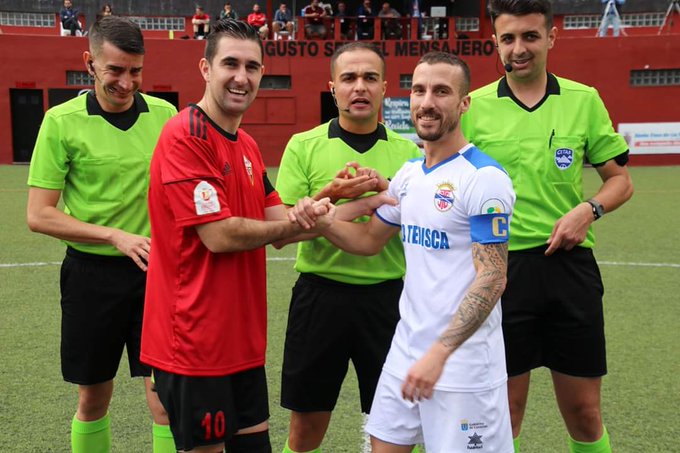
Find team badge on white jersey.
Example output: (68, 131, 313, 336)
(434, 182, 455, 212)
(555, 148, 574, 170)
(194, 180, 220, 215)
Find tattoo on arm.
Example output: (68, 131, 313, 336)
(438, 242, 508, 353)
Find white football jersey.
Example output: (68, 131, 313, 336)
(376, 144, 516, 391)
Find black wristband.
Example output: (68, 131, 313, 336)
(587, 198, 605, 220)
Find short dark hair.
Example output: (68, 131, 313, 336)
(488, 0, 553, 29)
(89, 16, 144, 56)
(416, 52, 471, 95)
(205, 19, 264, 63)
(330, 42, 386, 78)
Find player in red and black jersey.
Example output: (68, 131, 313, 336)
(141, 20, 334, 453)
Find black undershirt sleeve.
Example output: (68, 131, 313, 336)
(592, 150, 629, 167)
(263, 172, 276, 195)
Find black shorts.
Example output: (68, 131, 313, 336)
(502, 246, 607, 377)
(153, 366, 270, 451)
(60, 247, 149, 384)
(281, 273, 402, 413)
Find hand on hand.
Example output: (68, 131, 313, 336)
(288, 197, 335, 231)
(323, 162, 389, 201)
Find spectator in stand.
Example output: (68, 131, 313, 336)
(273, 3, 296, 39)
(219, 2, 239, 20)
(403, 0, 425, 38)
(60, 0, 85, 36)
(598, 0, 625, 37)
(378, 1, 402, 39)
(335, 1, 352, 39)
(192, 5, 211, 39)
(321, 1, 334, 16)
(379, 2, 401, 18)
(95, 3, 113, 22)
(248, 3, 270, 40)
(356, 0, 375, 40)
(304, 0, 328, 39)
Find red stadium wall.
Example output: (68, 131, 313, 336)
(1, 30, 679, 166)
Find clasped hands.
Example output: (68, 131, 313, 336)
(319, 161, 389, 203)
(288, 162, 394, 231)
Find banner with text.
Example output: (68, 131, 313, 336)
(618, 122, 680, 155)
(383, 97, 421, 146)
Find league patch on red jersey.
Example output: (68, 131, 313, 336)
(194, 180, 220, 215)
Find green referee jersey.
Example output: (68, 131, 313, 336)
(28, 91, 177, 256)
(277, 119, 422, 284)
(461, 74, 628, 251)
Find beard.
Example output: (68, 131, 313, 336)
(414, 111, 458, 142)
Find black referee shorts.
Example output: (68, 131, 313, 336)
(281, 273, 402, 413)
(60, 247, 150, 384)
(502, 246, 607, 378)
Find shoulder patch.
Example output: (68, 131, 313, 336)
(480, 198, 508, 215)
(194, 181, 220, 215)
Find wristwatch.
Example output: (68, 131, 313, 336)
(587, 198, 605, 221)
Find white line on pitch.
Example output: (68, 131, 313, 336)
(599, 260, 680, 269)
(2, 258, 677, 269)
(0, 256, 297, 268)
(0, 261, 62, 268)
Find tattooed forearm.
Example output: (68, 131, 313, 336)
(438, 242, 508, 352)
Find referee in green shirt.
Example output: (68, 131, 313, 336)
(276, 42, 421, 453)
(461, 1, 634, 453)
(27, 16, 177, 453)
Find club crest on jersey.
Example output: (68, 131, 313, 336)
(194, 180, 220, 215)
(434, 182, 455, 212)
(555, 148, 574, 170)
(243, 155, 254, 185)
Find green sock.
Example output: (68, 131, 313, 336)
(513, 436, 521, 452)
(282, 438, 321, 453)
(412, 445, 423, 453)
(152, 423, 176, 453)
(71, 413, 111, 453)
(568, 426, 611, 453)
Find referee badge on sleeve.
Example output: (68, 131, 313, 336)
(194, 180, 220, 215)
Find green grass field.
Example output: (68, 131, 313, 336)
(1, 164, 679, 452)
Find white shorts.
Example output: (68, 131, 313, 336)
(365, 371, 513, 453)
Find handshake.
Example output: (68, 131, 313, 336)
(286, 161, 397, 234)
(287, 196, 336, 233)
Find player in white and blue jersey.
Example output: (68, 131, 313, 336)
(291, 52, 516, 452)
